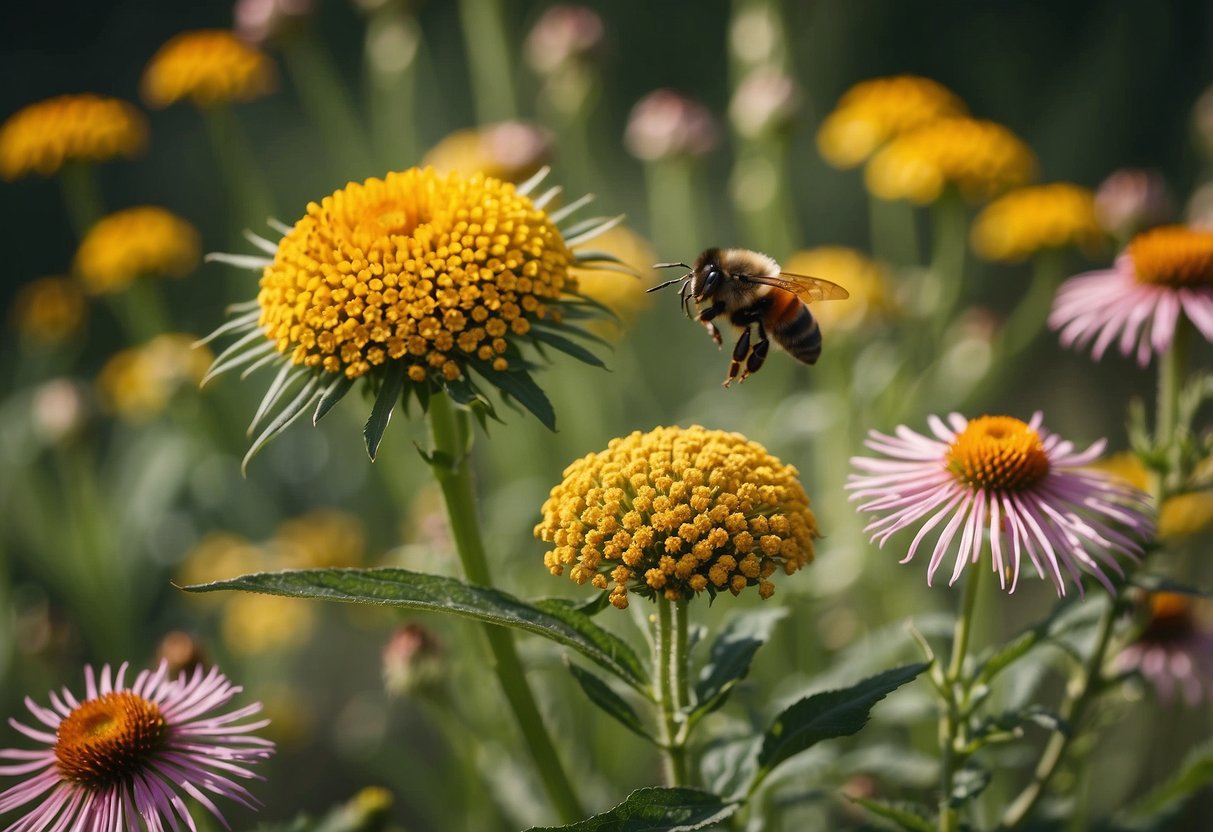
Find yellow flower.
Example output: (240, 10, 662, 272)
(780, 247, 895, 333)
(10, 277, 87, 344)
(74, 206, 200, 294)
(816, 75, 966, 170)
(971, 183, 1104, 262)
(0, 94, 147, 179)
(142, 30, 276, 108)
(272, 508, 365, 568)
(1091, 452, 1213, 538)
(221, 592, 315, 655)
(568, 225, 654, 335)
(535, 425, 818, 609)
(865, 118, 1036, 204)
(422, 121, 554, 184)
(96, 334, 212, 422)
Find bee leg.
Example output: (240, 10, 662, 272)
(724, 325, 752, 387)
(697, 301, 725, 347)
(739, 322, 770, 382)
(679, 281, 694, 319)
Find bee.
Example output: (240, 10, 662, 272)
(647, 248, 850, 386)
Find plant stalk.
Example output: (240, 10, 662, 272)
(655, 596, 691, 787)
(938, 565, 983, 832)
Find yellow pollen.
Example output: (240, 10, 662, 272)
(55, 691, 166, 786)
(946, 416, 1050, 491)
(1127, 226, 1213, 286)
(142, 30, 275, 109)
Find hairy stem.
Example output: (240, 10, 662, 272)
(939, 565, 983, 832)
(656, 596, 690, 786)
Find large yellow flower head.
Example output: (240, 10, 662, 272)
(74, 206, 201, 294)
(0, 94, 147, 180)
(816, 75, 966, 170)
(535, 425, 818, 609)
(204, 166, 627, 464)
(10, 277, 87, 344)
(142, 30, 275, 109)
(971, 183, 1104, 262)
(865, 117, 1036, 204)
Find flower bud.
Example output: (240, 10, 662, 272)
(1094, 168, 1172, 238)
(624, 90, 718, 161)
(382, 624, 444, 696)
(729, 67, 799, 139)
(525, 5, 605, 75)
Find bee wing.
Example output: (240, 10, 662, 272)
(748, 272, 851, 303)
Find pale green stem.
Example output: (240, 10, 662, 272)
(868, 193, 920, 266)
(929, 190, 968, 339)
(655, 596, 690, 787)
(58, 162, 104, 238)
(732, 135, 797, 256)
(365, 5, 421, 169)
(426, 392, 584, 824)
(202, 106, 275, 234)
(1156, 316, 1190, 495)
(458, 0, 518, 123)
(938, 565, 983, 832)
(107, 279, 173, 344)
(645, 157, 709, 258)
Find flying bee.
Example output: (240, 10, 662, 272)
(647, 248, 850, 386)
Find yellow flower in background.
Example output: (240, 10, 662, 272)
(816, 75, 966, 170)
(272, 508, 366, 569)
(535, 425, 818, 609)
(1092, 452, 1213, 538)
(74, 206, 201, 294)
(781, 246, 895, 333)
(971, 183, 1104, 262)
(96, 334, 211, 422)
(0, 94, 147, 179)
(422, 121, 555, 184)
(141, 30, 276, 108)
(568, 225, 654, 335)
(10, 277, 87, 344)
(221, 592, 315, 656)
(865, 117, 1036, 204)
(178, 532, 271, 593)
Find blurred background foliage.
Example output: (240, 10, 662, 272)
(2, 0, 1212, 829)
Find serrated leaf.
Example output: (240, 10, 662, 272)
(364, 365, 405, 460)
(471, 362, 555, 430)
(242, 375, 321, 473)
(567, 663, 654, 742)
(849, 798, 935, 832)
(313, 375, 355, 426)
(751, 663, 928, 792)
(526, 787, 738, 832)
(692, 608, 787, 722)
(529, 328, 607, 368)
(183, 568, 648, 689)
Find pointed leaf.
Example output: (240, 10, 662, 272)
(242, 228, 280, 255)
(569, 249, 629, 266)
(692, 608, 787, 721)
(183, 568, 649, 689)
(202, 329, 275, 385)
(529, 328, 607, 368)
(849, 799, 935, 832)
(516, 165, 551, 196)
(567, 663, 654, 742)
(526, 788, 738, 832)
(563, 214, 626, 248)
(193, 310, 261, 347)
(240, 349, 285, 380)
(550, 193, 595, 224)
(242, 375, 321, 473)
(364, 366, 405, 460)
(204, 251, 274, 270)
(533, 185, 563, 209)
(266, 217, 293, 235)
(471, 362, 555, 430)
(751, 663, 928, 791)
(313, 375, 355, 426)
(249, 362, 304, 435)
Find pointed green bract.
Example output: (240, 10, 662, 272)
(364, 365, 405, 460)
(525, 788, 738, 832)
(692, 608, 787, 723)
(566, 663, 653, 742)
(313, 375, 354, 426)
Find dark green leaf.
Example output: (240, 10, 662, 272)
(849, 798, 935, 832)
(529, 328, 607, 369)
(183, 568, 648, 689)
(313, 375, 354, 426)
(242, 375, 321, 474)
(567, 663, 654, 742)
(558, 292, 622, 322)
(364, 365, 405, 460)
(532, 319, 614, 350)
(751, 663, 928, 792)
(692, 608, 786, 721)
(526, 788, 738, 832)
(471, 362, 555, 430)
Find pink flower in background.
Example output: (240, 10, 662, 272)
(0, 661, 273, 831)
(1117, 592, 1213, 705)
(848, 412, 1153, 595)
(1049, 225, 1213, 366)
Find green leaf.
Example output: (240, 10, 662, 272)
(313, 375, 354, 426)
(471, 362, 555, 430)
(242, 375, 321, 473)
(692, 607, 787, 722)
(751, 663, 928, 792)
(249, 362, 303, 434)
(526, 787, 738, 832)
(202, 334, 277, 386)
(567, 663, 654, 742)
(848, 798, 935, 832)
(183, 567, 648, 689)
(529, 328, 607, 369)
(972, 706, 1069, 744)
(1130, 573, 1213, 598)
(364, 365, 405, 461)
(948, 762, 990, 807)
(1118, 739, 1213, 828)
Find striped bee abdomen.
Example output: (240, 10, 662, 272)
(770, 303, 822, 365)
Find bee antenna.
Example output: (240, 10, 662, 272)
(646, 275, 690, 293)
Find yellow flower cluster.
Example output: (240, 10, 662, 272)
(971, 183, 1103, 262)
(0, 94, 147, 179)
(816, 75, 966, 170)
(865, 118, 1036, 204)
(141, 30, 275, 109)
(11, 276, 87, 344)
(258, 167, 576, 381)
(535, 425, 818, 609)
(74, 206, 201, 294)
(781, 246, 894, 333)
(1126, 225, 1213, 287)
(96, 334, 211, 422)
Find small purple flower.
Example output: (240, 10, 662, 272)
(0, 661, 273, 831)
(847, 413, 1153, 595)
(1049, 225, 1213, 366)
(1117, 592, 1213, 705)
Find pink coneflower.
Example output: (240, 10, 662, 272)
(1117, 592, 1213, 705)
(848, 413, 1153, 595)
(1049, 225, 1213, 366)
(0, 661, 273, 831)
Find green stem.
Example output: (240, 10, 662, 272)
(457, 0, 518, 123)
(58, 162, 104, 238)
(868, 193, 920, 266)
(202, 106, 275, 235)
(655, 596, 690, 786)
(1000, 249, 1064, 359)
(1156, 316, 1190, 496)
(425, 392, 585, 824)
(732, 135, 797, 256)
(938, 565, 983, 832)
(107, 279, 173, 344)
(364, 5, 421, 170)
(929, 190, 968, 340)
(645, 158, 709, 258)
